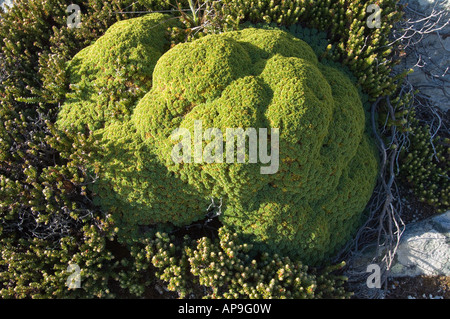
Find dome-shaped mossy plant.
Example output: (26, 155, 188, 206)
(57, 14, 378, 265)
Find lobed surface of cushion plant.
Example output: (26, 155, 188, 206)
(57, 14, 378, 265)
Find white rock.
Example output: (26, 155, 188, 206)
(390, 211, 450, 277)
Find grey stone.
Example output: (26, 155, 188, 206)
(389, 211, 450, 277)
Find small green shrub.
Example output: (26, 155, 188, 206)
(399, 116, 449, 212)
(142, 227, 351, 299)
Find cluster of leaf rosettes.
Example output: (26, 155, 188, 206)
(399, 115, 449, 212)
(120, 227, 351, 299)
(376, 92, 449, 213)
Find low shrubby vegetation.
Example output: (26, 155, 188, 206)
(0, 0, 447, 298)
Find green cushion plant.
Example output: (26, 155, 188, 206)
(57, 18, 378, 265)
